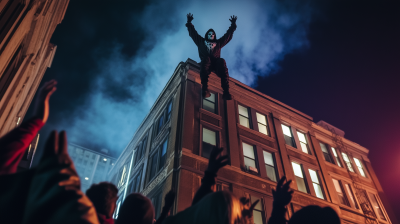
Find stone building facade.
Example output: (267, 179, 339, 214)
(68, 143, 117, 193)
(0, 0, 69, 136)
(109, 58, 397, 224)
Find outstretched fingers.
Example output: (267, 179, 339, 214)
(276, 176, 287, 189)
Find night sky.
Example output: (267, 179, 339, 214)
(26, 0, 400, 219)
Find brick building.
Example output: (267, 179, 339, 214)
(68, 143, 117, 193)
(0, 0, 69, 136)
(109, 58, 397, 224)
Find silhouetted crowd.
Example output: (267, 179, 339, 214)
(0, 80, 342, 224)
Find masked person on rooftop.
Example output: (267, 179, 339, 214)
(186, 13, 237, 100)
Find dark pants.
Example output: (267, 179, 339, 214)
(200, 57, 230, 93)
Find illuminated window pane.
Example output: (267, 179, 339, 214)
(320, 143, 334, 163)
(353, 158, 366, 177)
(238, 105, 249, 117)
(256, 113, 267, 125)
(203, 128, 216, 145)
(292, 162, 307, 193)
(341, 153, 354, 172)
(238, 105, 250, 128)
(263, 151, 276, 182)
(297, 132, 307, 143)
(250, 195, 264, 224)
(239, 116, 250, 128)
(243, 143, 255, 159)
(309, 169, 324, 199)
(368, 193, 386, 220)
(244, 157, 256, 168)
(203, 93, 216, 113)
(345, 184, 359, 209)
(300, 142, 308, 154)
(331, 148, 342, 167)
(281, 125, 292, 137)
(332, 179, 348, 205)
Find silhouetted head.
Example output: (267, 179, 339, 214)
(116, 193, 154, 224)
(205, 29, 216, 41)
(86, 182, 118, 218)
(288, 206, 340, 224)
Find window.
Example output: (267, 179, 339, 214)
(134, 144, 142, 164)
(281, 124, 296, 147)
(368, 193, 386, 220)
(250, 195, 265, 224)
(159, 138, 168, 170)
(309, 169, 324, 199)
(147, 137, 169, 183)
(128, 170, 142, 193)
(353, 158, 366, 177)
(292, 162, 307, 193)
(166, 100, 173, 121)
(256, 113, 268, 135)
(263, 151, 276, 182)
(238, 105, 250, 128)
(344, 184, 359, 209)
(216, 183, 231, 191)
(332, 179, 349, 205)
(319, 143, 334, 163)
(203, 92, 216, 113)
(297, 132, 310, 154)
(341, 153, 354, 172)
(202, 128, 217, 159)
(157, 115, 164, 134)
(331, 148, 342, 167)
(243, 143, 257, 173)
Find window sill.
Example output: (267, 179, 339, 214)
(338, 204, 363, 216)
(286, 145, 316, 160)
(200, 108, 221, 120)
(237, 123, 276, 143)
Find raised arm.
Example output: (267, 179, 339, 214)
(0, 80, 57, 175)
(268, 176, 293, 224)
(186, 13, 203, 46)
(218, 15, 237, 48)
(192, 147, 229, 205)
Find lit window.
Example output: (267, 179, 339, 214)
(341, 153, 354, 172)
(158, 138, 168, 170)
(332, 179, 348, 205)
(238, 105, 250, 128)
(309, 169, 324, 199)
(202, 128, 217, 159)
(297, 132, 309, 154)
(292, 162, 307, 193)
(331, 148, 342, 167)
(263, 151, 276, 182)
(282, 124, 295, 147)
(203, 92, 216, 113)
(243, 143, 257, 173)
(256, 113, 268, 135)
(368, 193, 386, 220)
(353, 158, 366, 177)
(166, 100, 173, 121)
(250, 195, 265, 224)
(344, 184, 359, 209)
(319, 143, 334, 163)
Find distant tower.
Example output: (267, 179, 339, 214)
(0, 1, 69, 136)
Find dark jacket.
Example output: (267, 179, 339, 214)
(186, 22, 236, 61)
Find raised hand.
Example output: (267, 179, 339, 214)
(34, 79, 57, 123)
(206, 147, 230, 174)
(187, 13, 193, 23)
(229, 15, 237, 24)
(272, 176, 294, 206)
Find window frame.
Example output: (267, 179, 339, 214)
(319, 142, 334, 164)
(238, 104, 252, 129)
(146, 136, 169, 185)
(262, 150, 277, 182)
(202, 91, 218, 114)
(353, 157, 368, 178)
(291, 161, 309, 194)
(341, 152, 355, 172)
(241, 141, 259, 174)
(367, 192, 387, 221)
(296, 131, 311, 154)
(331, 147, 343, 167)
(255, 112, 269, 136)
(200, 125, 220, 159)
(281, 124, 296, 148)
(153, 98, 173, 139)
(308, 169, 325, 200)
(332, 178, 350, 206)
(128, 168, 143, 194)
